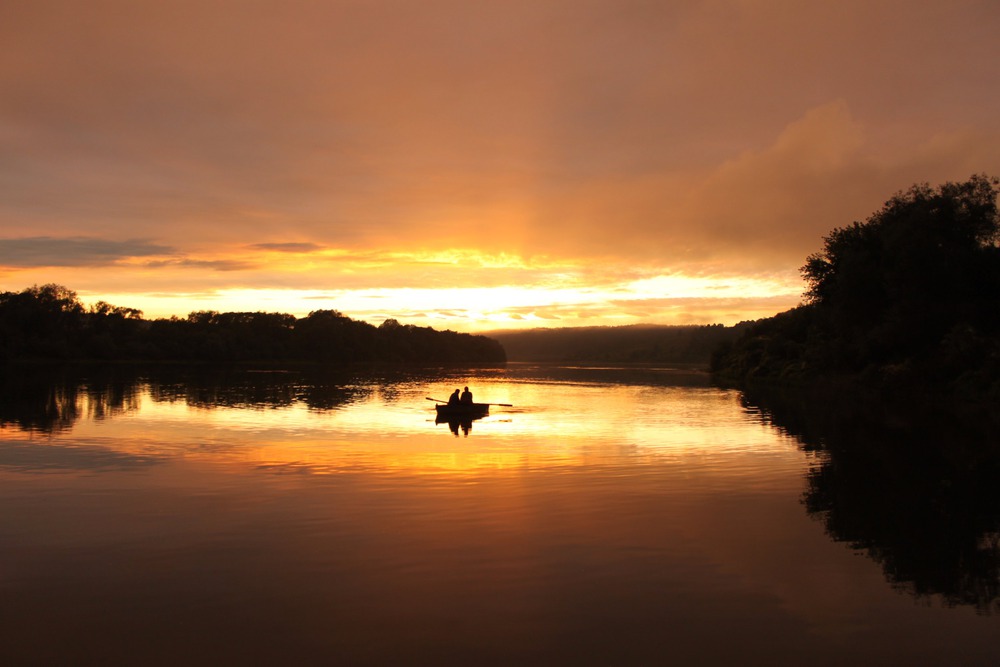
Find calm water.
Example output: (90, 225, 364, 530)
(1, 364, 997, 665)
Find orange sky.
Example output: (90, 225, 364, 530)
(2, 0, 999, 330)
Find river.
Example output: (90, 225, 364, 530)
(1, 363, 997, 665)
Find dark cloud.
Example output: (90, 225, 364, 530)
(141, 258, 255, 272)
(0, 236, 173, 267)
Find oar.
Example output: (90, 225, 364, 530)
(426, 397, 513, 407)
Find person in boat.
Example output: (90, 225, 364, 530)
(460, 386, 473, 405)
(448, 389, 461, 406)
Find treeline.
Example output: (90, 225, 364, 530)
(711, 174, 1000, 404)
(489, 324, 745, 364)
(0, 285, 506, 364)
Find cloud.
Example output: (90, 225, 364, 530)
(680, 100, 881, 259)
(141, 258, 255, 272)
(1, 2, 999, 327)
(0, 236, 173, 267)
(525, 99, 1000, 271)
(3, 2, 998, 258)
(250, 242, 324, 253)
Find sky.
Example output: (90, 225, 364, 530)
(2, 0, 999, 331)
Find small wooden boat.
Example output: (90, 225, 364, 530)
(434, 402, 490, 418)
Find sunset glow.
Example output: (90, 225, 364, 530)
(2, 1, 999, 330)
(27, 377, 794, 477)
(80, 263, 804, 329)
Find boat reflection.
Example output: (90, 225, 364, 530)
(435, 413, 484, 437)
(739, 383, 1000, 614)
(433, 401, 491, 437)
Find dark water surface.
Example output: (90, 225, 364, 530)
(1, 364, 998, 665)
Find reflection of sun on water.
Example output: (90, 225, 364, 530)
(21, 377, 802, 479)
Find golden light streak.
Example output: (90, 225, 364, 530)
(81, 278, 802, 330)
(3, 237, 805, 330)
(62, 245, 805, 330)
(11, 379, 801, 479)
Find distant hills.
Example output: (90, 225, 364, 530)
(486, 324, 746, 365)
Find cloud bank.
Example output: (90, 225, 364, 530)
(0, 236, 173, 267)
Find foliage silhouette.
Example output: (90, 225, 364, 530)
(712, 174, 1000, 404)
(713, 175, 1000, 609)
(0, 285, 505, 364)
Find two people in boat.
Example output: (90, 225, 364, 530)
(447, 386, 474, 406)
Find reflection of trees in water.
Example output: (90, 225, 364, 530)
(297, 374, 374, 411)
(0, 367, 142, 433)
(84, 375, 142, 421)
(0, 364, 492, 432)
(0, 372, 80, 433)
(147, 368, 301, 410)
(503, 363, 710, 389)
(139, 366, 376, 412)
(741, 385, 1000, 614)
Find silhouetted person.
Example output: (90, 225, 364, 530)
(460, 386, 473, 404)
(448, 389, 461, 406)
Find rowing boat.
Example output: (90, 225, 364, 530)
(434, 402, 490, 418)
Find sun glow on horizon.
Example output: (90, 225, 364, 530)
(76, 266, 804, 332)
(1, 238, 808, 330)
(2, 1, 998, 340)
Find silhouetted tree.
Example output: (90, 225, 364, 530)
(0, 284, 86, 359)
(802, 174, 1000, 365)
(0, 287, 505, 364)
(713, 174, 1000, 400)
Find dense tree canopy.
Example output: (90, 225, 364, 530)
(0, 285, 505, 364)
(712, 175, 1000, 402)
(802, 175, 999, 340)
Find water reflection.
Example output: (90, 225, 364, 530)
(0, 439, 164, 472)
(3, 364, 1000, 664)
(0, 362, 704, 438)
(435, 413, 481, 437)
(0, 365, 141, 433)
(10, 364, 999, 612)
(145, 365, 380, 411)
(0, 364, 430, 434)
(0, 363, 741, 477)
(740, 384, 1000, 614)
